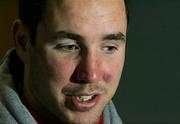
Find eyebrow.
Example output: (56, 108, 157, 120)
(103, 32, 126, 41)
(49, 31, 126, 44)
(49, 31, 84, 43)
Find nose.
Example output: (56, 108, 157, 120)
(73, 51, 101, 83)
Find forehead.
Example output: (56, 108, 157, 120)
(40, 0, 127, 37)
(45, 0, 126, 20)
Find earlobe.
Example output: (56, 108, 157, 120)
(12, 19, 30, 64)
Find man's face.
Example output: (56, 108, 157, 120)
(25, 0, 127, 123)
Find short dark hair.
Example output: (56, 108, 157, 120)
(19, 0, 46, 45)
(19, 0, 129, 45)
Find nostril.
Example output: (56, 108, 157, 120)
(77, 72, 87, 81)
(70, 68, 99, 84)
(70, 68, 89, 83)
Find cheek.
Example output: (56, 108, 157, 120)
(103, 58, 125, 83)
(43, 55, 75, 81)
(51, 62, 73, 81)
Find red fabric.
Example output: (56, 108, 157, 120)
(97, 114, 103, 124)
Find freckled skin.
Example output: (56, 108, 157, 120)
(23, 0, 127, 124)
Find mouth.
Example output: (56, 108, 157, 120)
(66, 94, 100, 112)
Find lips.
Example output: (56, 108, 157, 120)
(66, 94, 100, 112)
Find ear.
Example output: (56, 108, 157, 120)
(12, 19, 31, 64)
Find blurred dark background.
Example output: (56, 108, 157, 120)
(114, 0, 180, 123)
(0, 1, 17, 59)
(1, 0, 180, 124)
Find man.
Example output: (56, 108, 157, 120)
(0, 0, 128, 124)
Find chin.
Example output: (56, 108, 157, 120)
(65, 111, 101, 124)
(54, 101, 104, 124)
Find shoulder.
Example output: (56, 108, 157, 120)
(103, 101, 123, 124)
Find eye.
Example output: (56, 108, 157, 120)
(103, 46, 118, 54)
(54, 44, 80, 53)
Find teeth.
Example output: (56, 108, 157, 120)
(76, 95, 94, 102)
